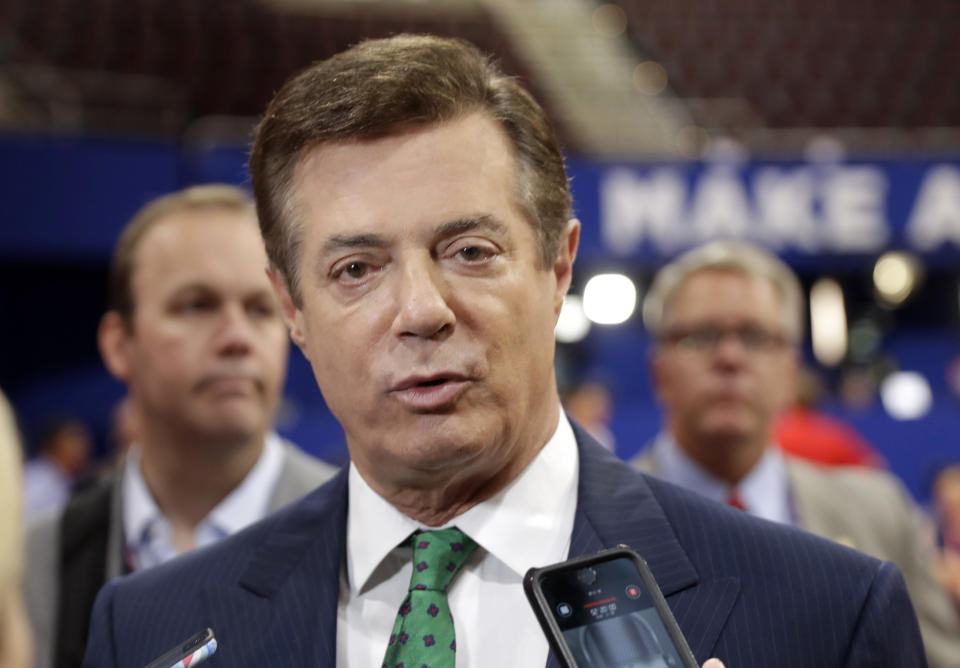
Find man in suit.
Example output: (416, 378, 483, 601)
(83, 36, 925, 667)
(25, 185, 337, 668)
(631, 240, 960, 666)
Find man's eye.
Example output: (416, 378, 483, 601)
(344, 262, 368, 278)
(333, 260, 379, 285)
(457, 246, 492, 261)
(688, 330, 719, 347)
(247, 303, 276, 319)
(177, 299, 214, 313)
(741, 329, 768, 347)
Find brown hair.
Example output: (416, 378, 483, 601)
(249, 34, 572, 305)
(107, 184, 255, 324)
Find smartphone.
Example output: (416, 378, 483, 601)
(144, 628, 217, 668)
(524, 547, 698, 668)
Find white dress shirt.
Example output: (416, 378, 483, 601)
(122, 433, 285, 571)
(652, 433, 795, 525)
(337, 412, 579, 667)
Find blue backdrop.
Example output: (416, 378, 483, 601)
(3, 133, 958, 499)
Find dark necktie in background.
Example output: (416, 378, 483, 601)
(726, 490, 747, 512)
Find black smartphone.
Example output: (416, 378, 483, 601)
(144, 628, 217, 668)
(524, 547, 699, 668)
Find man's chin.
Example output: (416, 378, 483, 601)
(699, 420, 756, 448)
(192, 414, 266, 447)
(369, 424, 497, 479)
(401, 437, 486, 473)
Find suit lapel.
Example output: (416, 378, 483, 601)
(201, 468, 349, 667)
(561, 425, 740, 664)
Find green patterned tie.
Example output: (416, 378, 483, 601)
(380, 528, 478, 668)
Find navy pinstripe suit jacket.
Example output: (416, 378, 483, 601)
(82, 427, 926, 667)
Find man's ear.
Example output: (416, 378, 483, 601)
(98, 311, 132, 382)
(552, 218, 581, 314)
(266, 266, 308, 350)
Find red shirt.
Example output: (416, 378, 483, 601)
(774, 407, 884, 469)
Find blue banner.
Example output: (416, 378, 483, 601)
(4, 133, 960, 269)
(568, 157, 960, 269)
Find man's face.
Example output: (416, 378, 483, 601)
(934, 466, 960, 539)
(652, 269, 798, 454)
(107, 209, 289, 444)
(274, 112, 577, 490)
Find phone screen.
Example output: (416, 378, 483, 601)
(537, 555, 686, 668)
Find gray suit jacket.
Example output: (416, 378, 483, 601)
(632, 447, 960, 668)
(24, 441, 337, 668)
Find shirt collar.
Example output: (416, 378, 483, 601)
(206, 433, 285, 534)
(346, 410, 579, 594)
(653, 432, 794, 524)
(122, 432, 285, 546)
(123, 447, 159, 547)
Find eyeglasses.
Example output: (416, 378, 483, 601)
(662, 325, 791, 353)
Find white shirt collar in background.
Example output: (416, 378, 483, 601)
(122, 432, 284, 570)
(653, 432, 794, 525)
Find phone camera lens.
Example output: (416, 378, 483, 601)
(576, 567, 597, 587)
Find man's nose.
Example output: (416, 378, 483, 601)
(711, 331, 750, 366)
(391, 258, 456, 340)
(214, 303, 255, 356)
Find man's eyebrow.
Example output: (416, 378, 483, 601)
(320, 215, 508, 254)
(169, 283, 275, 300)
(435, 214, 509, 238)
(321, 233, 388, 254)
(169, 283, 216, 297)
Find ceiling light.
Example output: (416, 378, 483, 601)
(592, 4, 628, 37)
(632, 61, 668, 96)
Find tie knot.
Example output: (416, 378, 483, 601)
(408, 528, 477, 593)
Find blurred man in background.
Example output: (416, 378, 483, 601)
(632, 240, 960, 667)
(931, 462, 960, 611)
(22, 417, 92, 519)
(24, 185, 337, 668)
(561, 380, 617, 452)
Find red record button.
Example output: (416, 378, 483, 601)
(625, 585, 641, 599)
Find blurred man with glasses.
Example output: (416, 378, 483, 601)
(632, 240, 960, 667)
